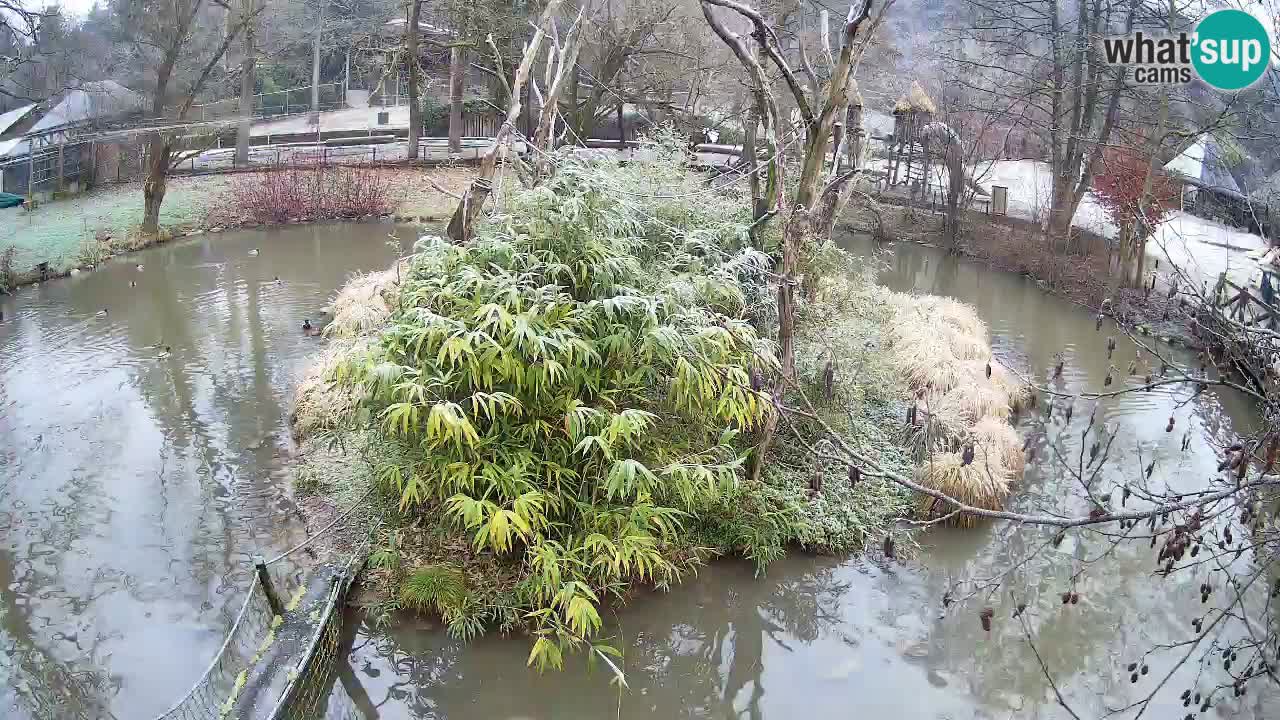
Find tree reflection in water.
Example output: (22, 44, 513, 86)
(343, 557, 853, 719)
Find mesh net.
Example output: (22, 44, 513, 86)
(151, 492, 373, 720)
(153, 581, 277, 720)
(269, 576, 363, 720)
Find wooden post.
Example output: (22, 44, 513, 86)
(616, 103, 626, 149)
(254, 555, 284, 615)
(27, 145, 35, 204)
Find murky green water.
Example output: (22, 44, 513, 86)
(0, 223, 414, 719)
(3, 225, 1276, 719)
(336, 234, 1277, 719)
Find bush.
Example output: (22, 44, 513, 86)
(319, 136, 918, 669)
(334, 150, 787, 667)
(216, 165, 394, 226)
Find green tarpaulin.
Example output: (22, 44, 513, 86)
(0, 192, 24, 209)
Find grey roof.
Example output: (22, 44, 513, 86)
(1164, 133, 1243, 197)
(0, 81, 143, 158)
(0, 104, 37, 135)
(1200, 137, 1242, 195)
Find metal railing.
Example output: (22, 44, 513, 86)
(190, 83, 348, 123)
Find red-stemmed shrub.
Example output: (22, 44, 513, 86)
(209, 164, 395, 227)
(1093, 145, 1180, 231)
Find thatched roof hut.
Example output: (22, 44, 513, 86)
(891, 81, 935, 146)
(892, 81, 937, 116)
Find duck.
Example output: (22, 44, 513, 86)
(302, 319, 321, 337)
(158, 345, 172, 359)
(96, 308, 108, 316)
(248, 248, 260, 256)
(129, 280, 137, 288)
(135, 264, 144, 272)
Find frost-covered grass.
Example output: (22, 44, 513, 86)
(0, 176, 231, 273)
(0, 167, 472, 279)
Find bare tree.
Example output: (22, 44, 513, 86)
(944, 0, 1138, 241)
(0, 1, 51, 104)
(447, 39, 463, 154)
(234, 0, 260, 164)
(404, 0, 423, 158)
(310, 0, 327, 121)
(113, 0, 259, 234)
(700, 0, 884, 488)
(445, 0, 563, 243)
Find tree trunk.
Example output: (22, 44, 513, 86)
(447, 0, 560, 242)
(742, 105, 765, 248)
(310, 0, 325, 122)
(406, 0, 421, 160)
(142, 134, 171, 236)
(1046, 173, 1075, 241)
(1125, 0, 1175, 289)
(1116, 221, 1141, 287)
(235, 0, 256, 166)
(448, 44, 465, 155)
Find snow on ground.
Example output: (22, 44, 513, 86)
(1148, 214, 1271, 292)
(876, 155, 1272, 291)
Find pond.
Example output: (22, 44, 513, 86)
(1, 223, 1275, 719)
(335, 232, 1276, 719)
(0, 222, 415, 719)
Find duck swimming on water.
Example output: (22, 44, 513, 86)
(302, 319, 321, 336)
(248, 248, 260, 256)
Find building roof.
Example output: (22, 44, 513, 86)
(0, 104, 37, 136)
(1163, 133, 1242, 195)
(0, 81, 143, 158)
(893, 81, 937, 114)
(382, 17, 452, 37)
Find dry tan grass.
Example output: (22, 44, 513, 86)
(293, 259, 406, 438)
(893, 345, 967, 393)
(914, 452, 1010, 528)
(293, 339, 367, 437)
(935, 298, 987, 338)
(934, 384, 1011, 425)
(986, 360, 1032, 411)
(887, 292, 1026, 526)
(325, 261, 407, 339)
(971, 416, 1026, 476)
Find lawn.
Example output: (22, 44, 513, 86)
(0, 176, 232, 273)
(0, 167, 474, 277)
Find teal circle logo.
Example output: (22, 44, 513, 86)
(1192, 9, 1271, 91)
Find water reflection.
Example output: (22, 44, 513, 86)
(0, 222, 414, 718)
(346, 558, 976, 720)
(346, 233, 1276, 719)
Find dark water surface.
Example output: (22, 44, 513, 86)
(0, 222, 413, 719)
(337, 234, 1277, 719)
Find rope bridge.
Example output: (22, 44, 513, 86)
(152, 511, 375, 720)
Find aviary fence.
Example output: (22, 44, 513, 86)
(151, 508, 375, 720)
